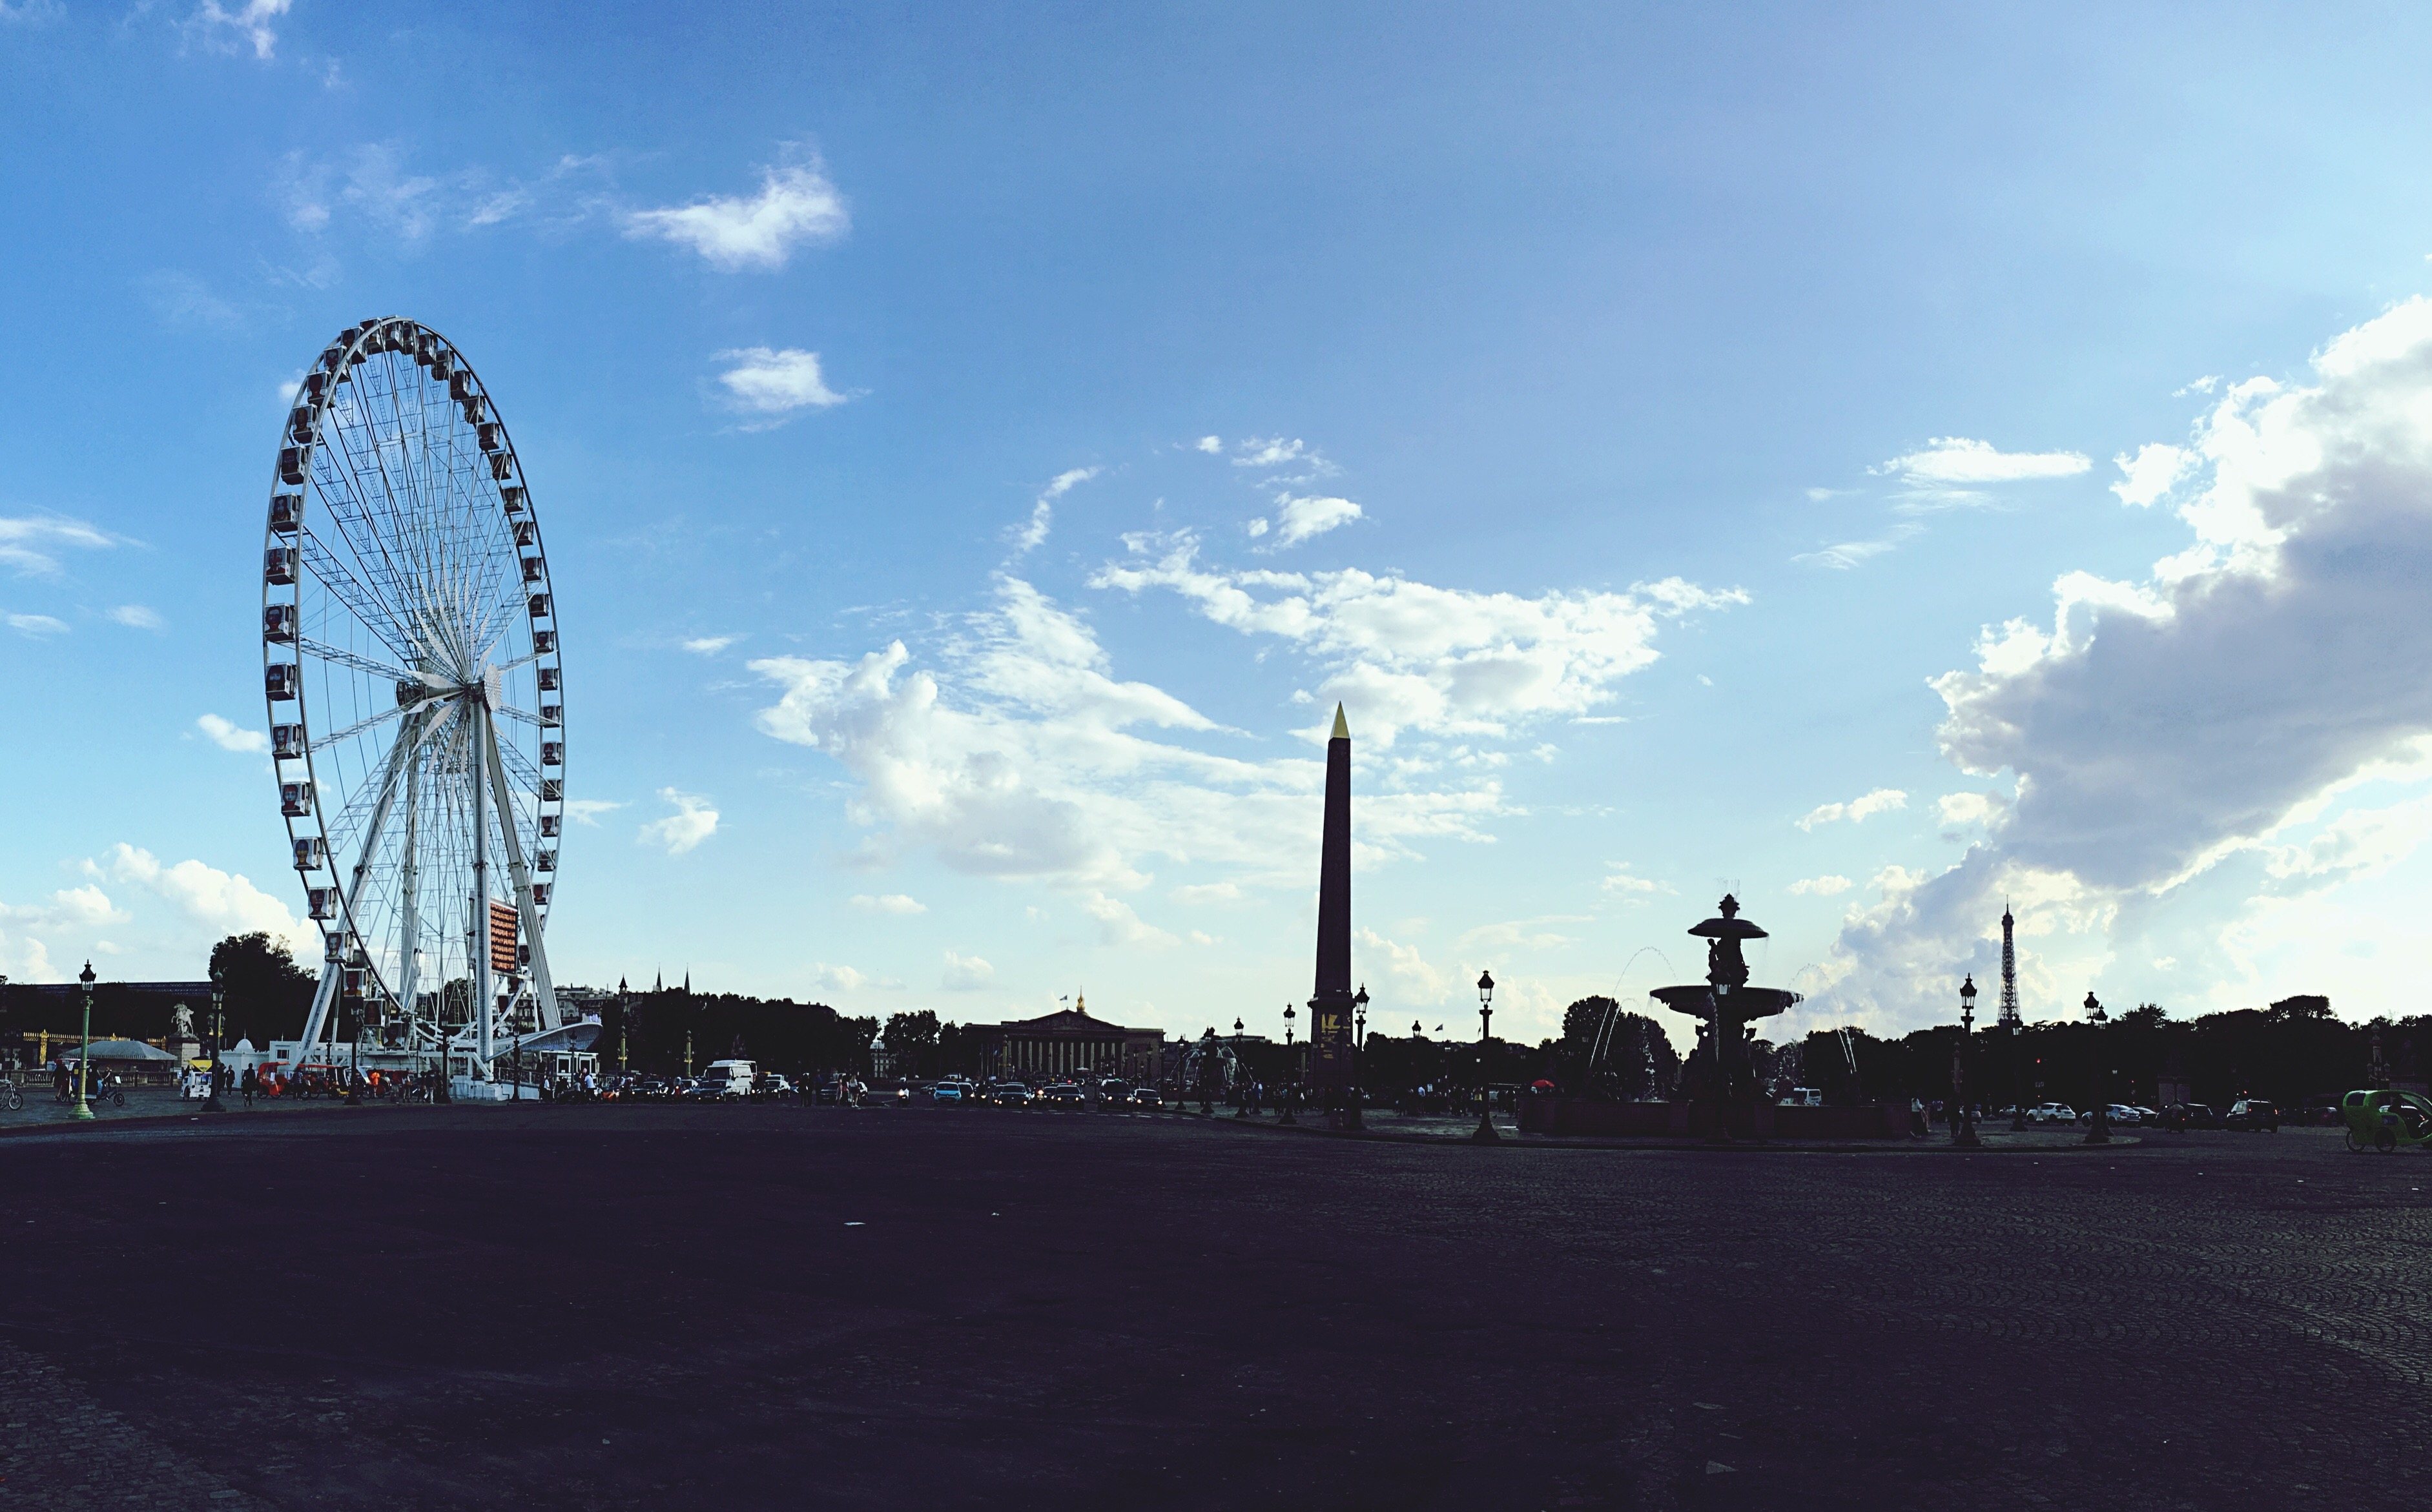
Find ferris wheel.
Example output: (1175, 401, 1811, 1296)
(260, 316, 568, 1076)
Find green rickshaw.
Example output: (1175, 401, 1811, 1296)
(2341, 1088, 2432, 1152)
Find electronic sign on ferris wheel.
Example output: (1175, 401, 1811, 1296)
(259, 316, 590, 1083)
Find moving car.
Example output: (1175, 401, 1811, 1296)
(2225, 1098, 2280, 1132)
(989, 1082, 1035, 1108)
(929, 1080, 967, 1105)
(1128, 1085, 1164, 1110)
(699, 1059, 756, 1098)
(1041, 1083, 1087, 1110)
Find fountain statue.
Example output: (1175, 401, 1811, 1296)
(1649, 895, 1802, 1139)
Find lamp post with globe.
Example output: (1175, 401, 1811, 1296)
(1346, 985, 1368, 1130)
(1472, 970, 1499, 1143)
(1233, 1018, 1250, 1118)
(1953, 975, 1981, 1147)
(2083, 992, 2111, 1145)
(70, 961, 96, 1121)
(1280, 1004, 1298, 1125)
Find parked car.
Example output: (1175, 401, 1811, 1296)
(1129, 1085, 1164, 1110)
(2162, 1102, 2219, 1130)
(2077, 1103, 2141, 1126)
(749, 1073, 794, 1101)
(1778, 1087, 1824, 1107)
(1041, 1083, 1087, 1110)
(2130, 1106, 2161, 1125)
(989, 1082, 1035, 1108)
(2027, 1101, 2077, 1125)
(2225, 1098, 2280, 1132)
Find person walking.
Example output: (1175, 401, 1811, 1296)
(241, 1066, 258, 1108)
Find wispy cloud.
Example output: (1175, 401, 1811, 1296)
(6, 613, 67, 638)
(182, 0, 291, 59)
(1873, 436, 2091, 512)
(110, 605, 165, 630)
(138, 271, 240, 331)
(563, 799, 628, 827)
(1798, 788, 1908, 831)
(0, 515, 113, 577)
(624, 156, 849, 272)
(638, 789, 718, 854)
(195, 714, 267, 753)
(711, 347, 849, 427)
(1013, 467, 1102, 555)
(850, 893, 927, 915)
(1788, 875, 1853, 895)
(941, 950, 994, 990)
(1792, 523, 1922, 570)
(681, 635, 739, 655)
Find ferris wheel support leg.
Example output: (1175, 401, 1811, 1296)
(480, 711, 562, 1032)
(292, 709, 426, 1068)
(473, 704, 493, 1079)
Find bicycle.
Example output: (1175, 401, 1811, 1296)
(0, 1083, 22, 1112)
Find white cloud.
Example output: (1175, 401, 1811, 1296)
(1788, 875, 1853, 896)
(2110, 443, 2192, 508)
(681, 635, 739, 655)
(0, 2, 65, 24)
(0, 515, 112, 577)
(562, 799, 627, 827)
(6, 613, 67, 637)
(1195, 436, 1222, 454)
(749, 575, 1502, 889)
(110, 604, 165, 630)
(639, 789, 718, 854)
(1233, 437, 1314, 469)
(196, 713, 268, 754)
(88, 843, 309, 955)
(1094, 535, 1741, 747)
(138, 271, 240, 331)
(809, 963, 868, 994)
(1818, 297, 2432, 1028)
(1264, 495, 1363, 548)
(624, 158, 849, 272)
(850, 893, 928, 915)
(1081, 890, 1177, 949)
(1937, 792, 2009, 828)
(1798, 788, 1908, 831)
(1171, 881, 1241, 904)
(1878, 437, 2092, 486)
(1793, 522, 1923, 570)
(1602, 866, 1662, 895)
(1355, 926, 1452, 1004)
(183, 0, 290, 59)
(712, 347, 849, 426)
(941, 950, 994, 990)
(1013, 467, 1102, 555)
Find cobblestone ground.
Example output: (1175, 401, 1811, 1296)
(1, 1105, 2426, 1509)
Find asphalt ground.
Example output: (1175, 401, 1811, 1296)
(1, 1106, 2426, 1511)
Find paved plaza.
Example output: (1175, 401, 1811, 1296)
(1, 1105, 2427, 1509)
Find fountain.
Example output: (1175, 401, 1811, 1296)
(1518, 894, 1911, 1140)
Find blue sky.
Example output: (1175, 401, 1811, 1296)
(10, 2, 2432, 1047)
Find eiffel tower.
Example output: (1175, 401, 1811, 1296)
(1997, 903, 2021, 1030)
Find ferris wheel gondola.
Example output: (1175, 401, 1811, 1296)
(260, 316, 568, 1079)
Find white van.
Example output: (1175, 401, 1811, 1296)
(701, 1059, 756, 1098)
(1778, 1087, 1824, 1107)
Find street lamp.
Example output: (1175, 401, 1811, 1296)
(1953, 974, 1980, 1147)
(1347, 985, 1368, 1131)
(2083, 991, 2110, 1145)
(1233, 1017, 1249, 1118)
(202, 968, 227, 1113)
(1472, 970, 1499, 1143)
(1280, 1004, 1298, 1125)
(70, 961, 96, 1121)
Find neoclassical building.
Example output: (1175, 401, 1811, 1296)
(981, 997, 1164, 1083)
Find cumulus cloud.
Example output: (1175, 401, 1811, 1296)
(639, 789, 718, 854)
(1095, 535, 1742, 746)
(1013, 467, 1102, 555)
(183, 0, 290, 59)
(1233, 437, 1317, 469)
(809, 963, 869, 994)
(196, 713, 269, 754)
(0, 515, 112, 577)
(749, 575, 1501, 890)
(1355, 926, 1452, 1003)
(1788, 875, 1853, 896)
(2111, 443, 2192, 508)
(1815, 298, 2432, 1027)
(88, 843, 309, 955)
(850, 893, 927, 915)
(624, 158, 849, 272)
(1264, 494, 1363, 548)
(712, 347, 849, 427)
(1797, 788, 1908, 831)
(1195, 436, 1222, 454)
(941, 950, 994, 990)
(1937, 792, 2009, 828)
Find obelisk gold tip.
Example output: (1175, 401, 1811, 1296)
(1332, 703, 1350, 740)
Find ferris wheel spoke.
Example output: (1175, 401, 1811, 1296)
(296, 529, 417, 661)
(296, 637, 420, 688)
(307, 700, 409, 756)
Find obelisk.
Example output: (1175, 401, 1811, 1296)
(1309, 704, 1357, 1123)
